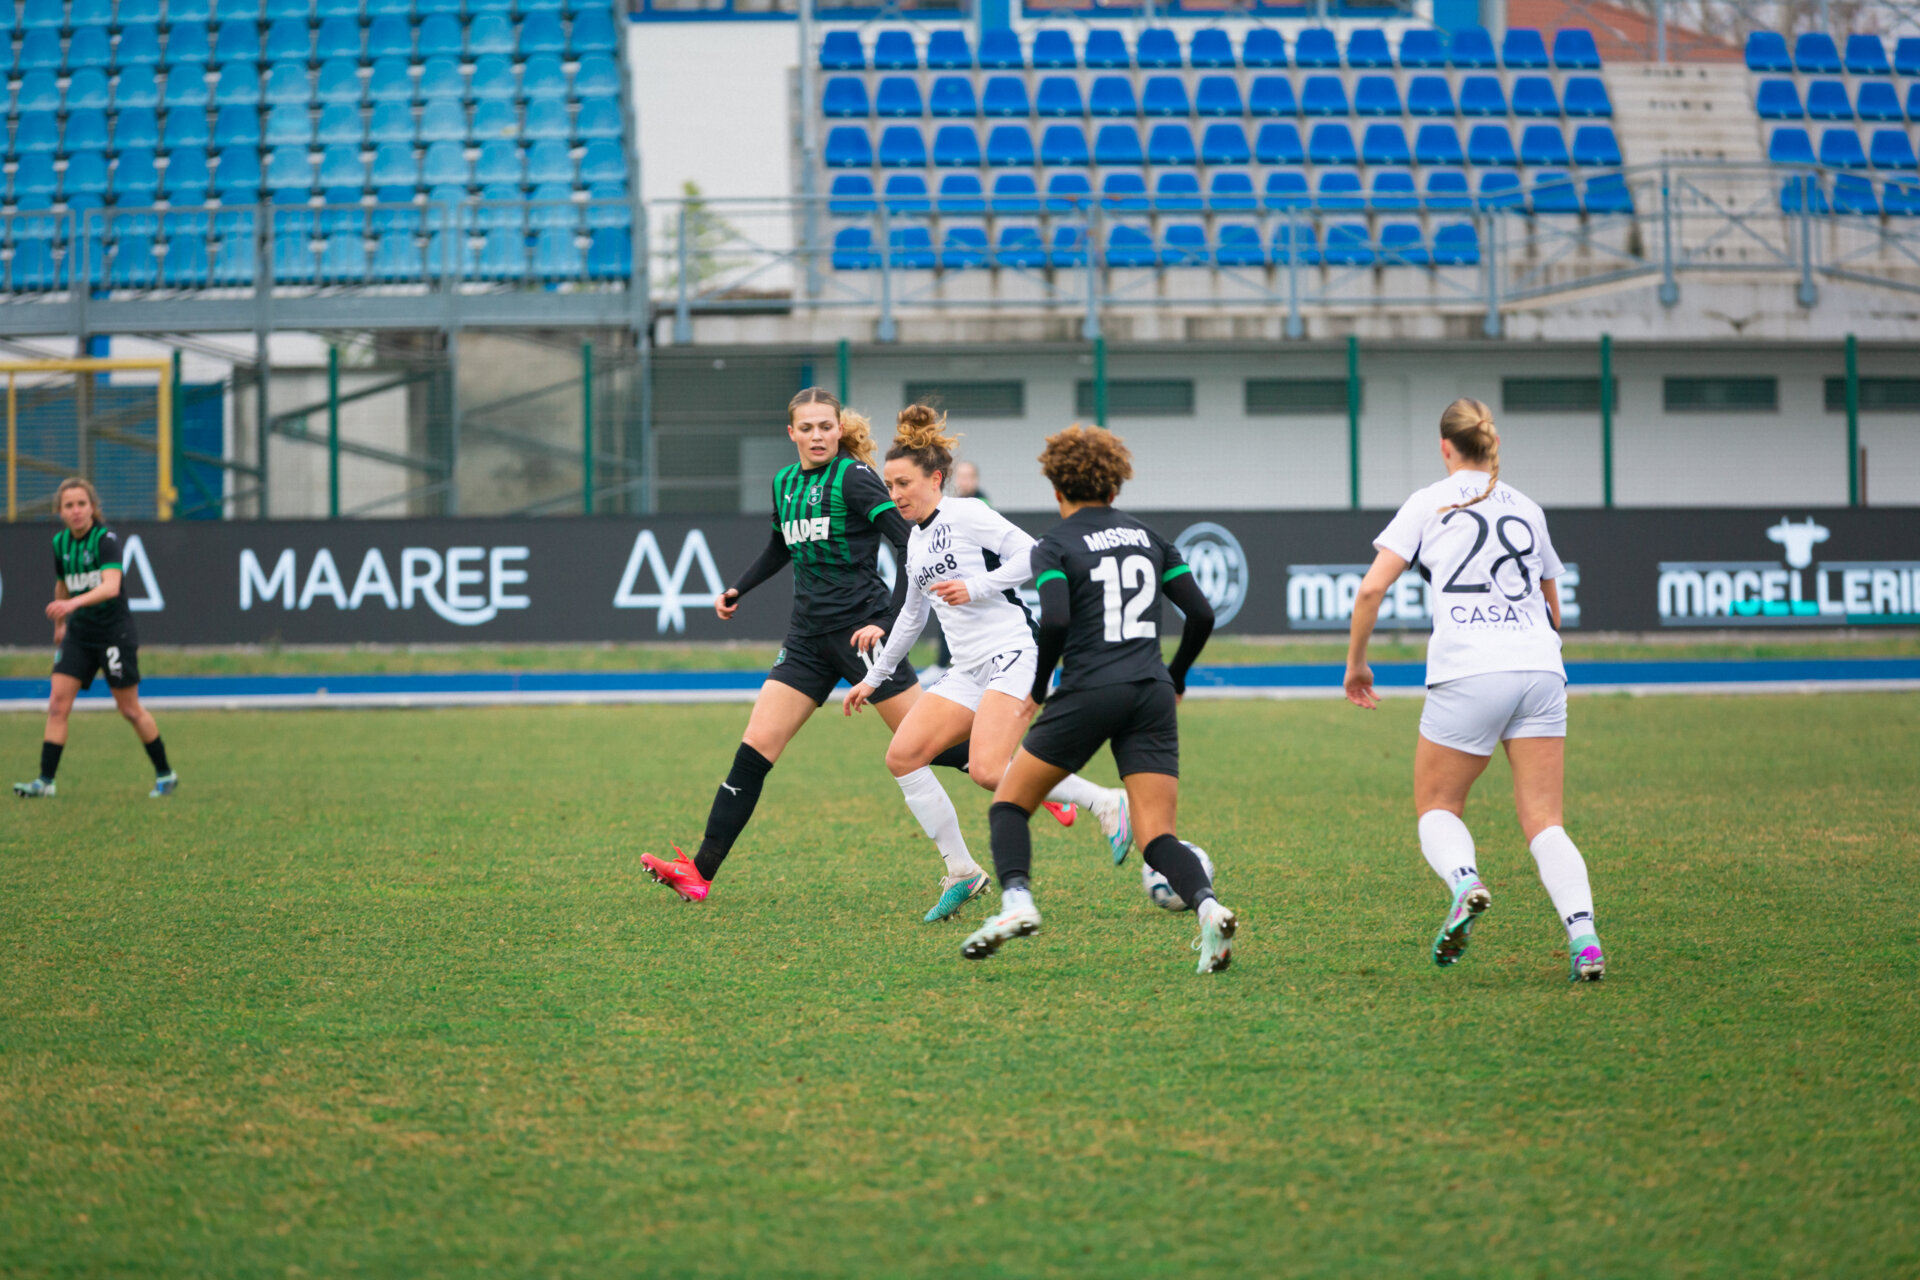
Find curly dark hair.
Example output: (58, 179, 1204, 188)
(885, 404, 960, 483)
(1038, 425, 1133, 503)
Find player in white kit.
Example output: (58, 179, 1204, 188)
(1343, 399, 1605, 983)
(844, 407, 1132, 923)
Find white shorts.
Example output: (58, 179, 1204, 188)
(1419, 671, 1568, 757)
(927, 647, 1037, 713)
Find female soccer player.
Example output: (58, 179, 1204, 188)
(639, 388, 968, 903)
(1343, 398, 1604, 982)
(960, 427, 1239, 974)
(13, 478, 177, 799)
(843, 407, 1133, 924)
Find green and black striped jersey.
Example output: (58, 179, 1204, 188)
(51, 523, 135, 645)
(769, 452, 898, 636)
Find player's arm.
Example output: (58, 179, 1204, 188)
(1542, 578, 1562, 631)
(50, 578, 69, 645)
(845, 582, 929, 714)
(47, 567, 121, 621)
(1344, 548, 1409, 710)
(942, 509, 1037, 605)
(1027, 552, 1070, 707)
(1160, 569, 1215, 697)
(718, 522, 791, 620)
(1538, 518, 1566, 631)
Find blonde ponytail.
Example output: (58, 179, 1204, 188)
(1437, 398, 1500, 511)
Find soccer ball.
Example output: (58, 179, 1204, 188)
(1142, 843, 1216, 912)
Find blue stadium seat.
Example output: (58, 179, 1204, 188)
(1370, 168, 1416, 210)
(1885, 177, 1920, 217)
(570, 9, 618, 56)
(161, 206, 212, 287)
(1355, 75, 1400, 115)
(216, 64, 261, 105)
(1154, 169, 1201, 210)
(372, 141, 417, 186)
(1103, 224, 1154, 268)
(1201, 122, 1250, 165)
(1756, 79, 1803, 120)
(1407, 75, 1454, 116)
(876, 76, 924, 118)
(1301, 75, 1347, 115)
(820, 31, 863, 71)
(990, 172, 1038, 213)
(215, 103, 262, 146)
(1100, 172, 1146, 210)
(1794, 32, 1841, 74)
(995, 226, 1046, 269)
(1084, 29, 1128, 69)
(1477, 168, 1521, 208)
(889, 226, 934, 269)
(580, 139, 625, 182)
(824, 76, 869, 118)
(1137, 27, 1181, 68)
(1832, 172, 1878, 215)
(1399, 28, 1448, 67)
(1806, 81, 1851, 121)
(930, 76, 977, 117)
(1142, 75, 1189, 116)
(216, 19, 261, 64)
(1242, 29, 1285, 68)
(1090, 76, 1136, 116)
(16, 0, 57, 23)
(1844, 34, 1890, 74)
(165, 24, 211, 66)
(927, 29, 972, 70)
(66, 150, 111, 199)
(1190, 28, 1235, 68)
(1585, 172, 1633, 214)
(314, 0, 358, 14)
(1294, 27, 1339, 67)
(1564, 77, 1612, 118)
(524, 55, 569, 98)
(162, 107, 210, 148)
(1161, 223, 1209, 267)
(940, 224, 989, 270)
(66, 63, 112, 108)
(15, 72, 58, 112)
(1552, 28, 1602, 69)
(1512, 76, 1559, 117)
(1908, 83, 1920, 121)
(313, 14, 360, 60)
(1432, 222, 1479, 264)
(1459, 75, 1506, 116)
(1347, 27, 1392, 68)
(69, 27, 113, 72)
(165, 146, 211, 193)
(265, 17, 309, 62)
(217, 0, 260, 20)
(978, 29, 1022, 70)
(116, 108, 160, 150)
(320, 143, 365, 188)
(1520, 124, 1568, 166)
(1316, 169, 1363, 210)
(1196, 75, 1242, 116)
(1255, 122, 1304, 165)
(113, 148, 160, 198)
(1745, 31, 1792, 71)
(1308, 122, 1356, 165)
(1450, 26, 1497, 68)
(825, 125, 872, 167)
(420, 99, 465, 141)
(1378, 222, 1425, 266)
(1214, 223, 1262, 266)
(1035, 76, 1081, 116)
(1361, 122, 1409, 165)
(12, 154, 58, 199)
(831, 227, 874, 270)
(423, 138, 468, 184)
(367, 15, 413, 59)
(471, 57, 515, 100)
(1032, 30, 1076, 69)
(1424, 168, 1470, 209)
(1572, 125, 1621, 166)
(577, 100, 621, 139)
(1467, 124, 1516, 165)
(1767, 127, 1815, 165)
(267, 143, 311, 190)
(165, 63, 211, 109)
(13, 110, 58, 152)
(1323, 223, 1372, 265)
(1040, 123, 1089, 166)
(1146, 123, 1195, 165)
(66, 109, 110, 151)
(1271, 222, 1319, 265)
(316, 57, 359, 104)
(931, 124, 978, 167)
(264, 61, 310, 105)
(1870, 128, 1916, 169)
(828, 173, 873, 215)
(1897, 37, 1920, 75)
(473, 99, 516, 139)
(71, 0, 113, 24)
(468, 14, 514, 57)
(981, 75, 1028, 117)
(215, 146, 262, 197)
(873, 30, 917, 71)
(1248, 75, 1297, 116)
(116, 26, 163, 70)
(1820, 127, 1867, 168)
(475, 140, 521, 184)
(888, 173, 932, 213)
(1532, 171, 1581, 214)
(1856, 82, 1902, 122)
(521, 12, 567, 55)
(120, 0, 164, 21)
(1778, 172, 1828, 214)
(1094, 122, 1142, 165)
(209, 205, 257, 285)
(986, 124, 1033, 166)
(1045, 171, 1091, 211)
(1502, 27, 1549, 68)
(1207, 170, 1255, 210)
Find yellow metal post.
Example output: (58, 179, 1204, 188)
(0, 358, 174, 520)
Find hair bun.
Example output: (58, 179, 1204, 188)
(893, 404, 960, 455)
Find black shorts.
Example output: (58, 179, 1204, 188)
(1022, 678, 1180, 779)
(54, 636, 141, 691)
(767, 624, 920, 706)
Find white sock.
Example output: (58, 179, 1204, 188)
(895, 767, 978, 877)
(1529, 826, 1597, 943)
(1044, 774, 1108, 809)
(1417, 809, 1481, 893)
(1002, 885, 1035, 914)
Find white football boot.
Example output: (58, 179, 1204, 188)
(961, 894, 1042, 960)
(1193, 898, 1238, 974)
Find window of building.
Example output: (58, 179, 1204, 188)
(1825, 377, 1920, 412)
(1074, 379, 1195, 418)
(902, 380, 1025, 418)
(1664, 377, 1777, 412)
(1501, 377, 1614, 413)
(1244, 378, 1353, 415)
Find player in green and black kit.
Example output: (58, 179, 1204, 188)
(14, 478, 178, 799)
(639, 389, 969, 902)
(960, 427, 1239, 973)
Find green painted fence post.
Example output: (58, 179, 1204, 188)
(327, 345, 339, 519)
(836, 338, 849, 403)
(1093, 334, 1108, 428)
(1845, 333, 1860, 506)
(1600, 333, 1614, 509)
(582, 341, 595, 515)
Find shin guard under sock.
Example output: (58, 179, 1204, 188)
(694, 744, 773, 880)
(988, 801, 1033, 891)
(143, 736, 171, 777)
(1143, 834, 1215, 910)
(39, 740, 62, 782)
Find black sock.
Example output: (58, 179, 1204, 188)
(1144, 834, 1215, 910)
(693, 743, 774, 881)
(988, 801, 1033, 891)
(40, 740, 62, 781)
(144, 736, 171, 777)
(931, 740, 970, 774)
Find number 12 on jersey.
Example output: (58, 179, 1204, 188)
(1090, 554, 1157, 641)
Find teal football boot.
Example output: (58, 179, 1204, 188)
(13, 778, 56, 798)
(1432, 879, 1491, 967)
(924, 869, 990, 923)
(149, 772, 179, 798)
(1569, 935, 1606, 982)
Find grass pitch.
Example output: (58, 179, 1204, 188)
(3, 693, 1917, 1277)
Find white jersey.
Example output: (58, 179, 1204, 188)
(863, 497, 1038, 687)
(1375, 471, 1566, 686)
